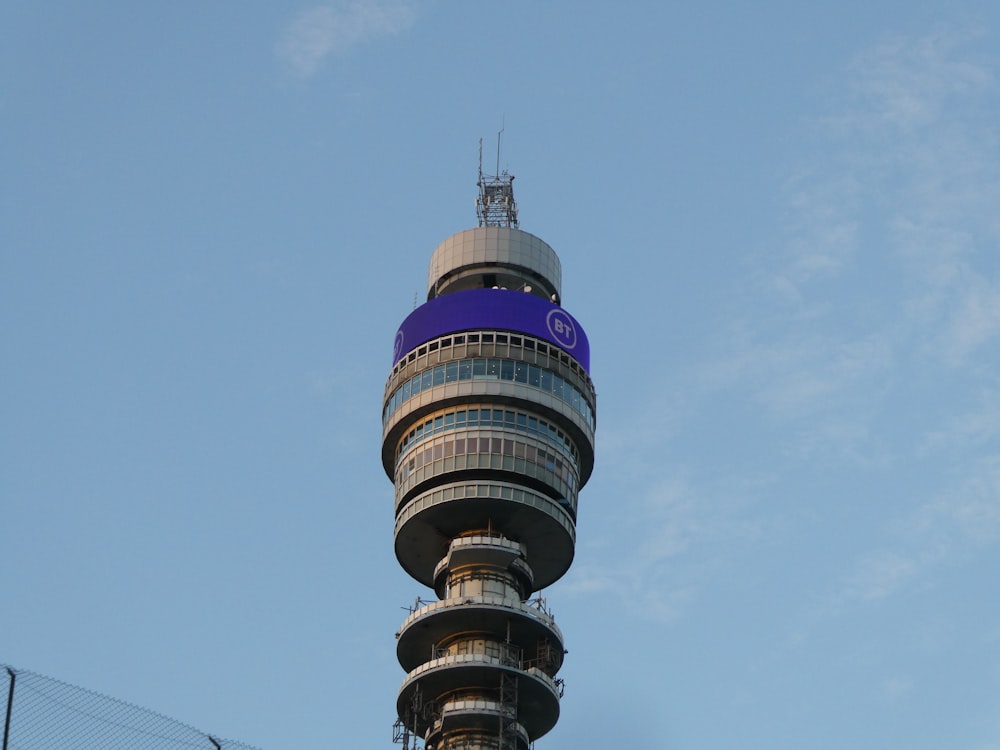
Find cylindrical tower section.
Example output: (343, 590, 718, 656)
(427, 227, 562, 304)
(386, 221, 595, 750)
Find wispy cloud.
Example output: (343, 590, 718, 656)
(910, 456, 1000, 545)
(921, 389, 1000, 452)
(752, 27, 1000, 446)
(575, 28, 1000, 630)
(566, 472, 767, 623)
(674, 29, 1000, 621)
(941, 276, 1000, 364)
(879, 674, 913, 702)
(844, 550, 920, 601)
(276, 1, 416, 77)
(835, 31, 1000, 362)
(832, 452, 1000, 608)
(827, 30, 993, 138)
(778, 170, 861, 289)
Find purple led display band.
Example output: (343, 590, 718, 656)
(392, 288, 590, 372)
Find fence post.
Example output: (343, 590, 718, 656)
(3, 668, 15, 750)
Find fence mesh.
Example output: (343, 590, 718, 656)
(1, 664, 261, 750)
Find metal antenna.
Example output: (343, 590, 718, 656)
(496, 126, 503, 177)
(476, 131, 518, 228)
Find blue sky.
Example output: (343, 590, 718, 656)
(3, 2, 1000, 749)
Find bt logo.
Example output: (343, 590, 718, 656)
(546, 309, 577, 349)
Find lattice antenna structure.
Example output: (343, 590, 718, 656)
(476, 135, 518, 228)
(384, 163, 596, 750)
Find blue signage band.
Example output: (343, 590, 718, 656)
(393, 288, 590, 372)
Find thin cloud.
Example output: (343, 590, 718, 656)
(911, 456, 1000, 545)
(566, 473, 767, 624)
(942, 276, 1000, 364)
(833, 455, 1000, 607)
(845, 550, 919, 601)
(921, 389, 1000, 452)
(878, 675, 913, 702)
(752, 333, 894, 421)
(760, 28, 1000, 432)
(825, 29, 993, 138)
(705, 29, 1000, 623)
(580, 28, 1000, 631)
(827, 453, 1000, 617)
(276, 1, 416, 77)
(840, 31, 1000, 368)
(780, 170, 860, 288)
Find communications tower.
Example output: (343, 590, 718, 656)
(383, 149, 596, 750)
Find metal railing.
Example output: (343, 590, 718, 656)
(1, 664, 260, 750)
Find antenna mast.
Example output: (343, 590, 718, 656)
(476, 132, 518, 228)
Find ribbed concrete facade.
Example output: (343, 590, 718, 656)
(384, 225, 595, 750)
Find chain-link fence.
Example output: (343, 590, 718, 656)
(1, 664, 261, 750)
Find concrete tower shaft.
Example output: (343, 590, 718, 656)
(385, 186, 594, 750)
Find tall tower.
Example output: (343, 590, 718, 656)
(383, 151, 596, 750)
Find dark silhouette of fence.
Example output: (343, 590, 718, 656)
(1, 664, 260, 750)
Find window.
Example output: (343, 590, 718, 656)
(384, 353, 595, 432)
(540, 370, 552, 391)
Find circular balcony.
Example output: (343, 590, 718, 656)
(393, 481, 576, 590)
(397, 654, 561, 740)
(396, 595, 565, 673)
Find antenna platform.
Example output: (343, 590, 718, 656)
(476, 135, 518, 228)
